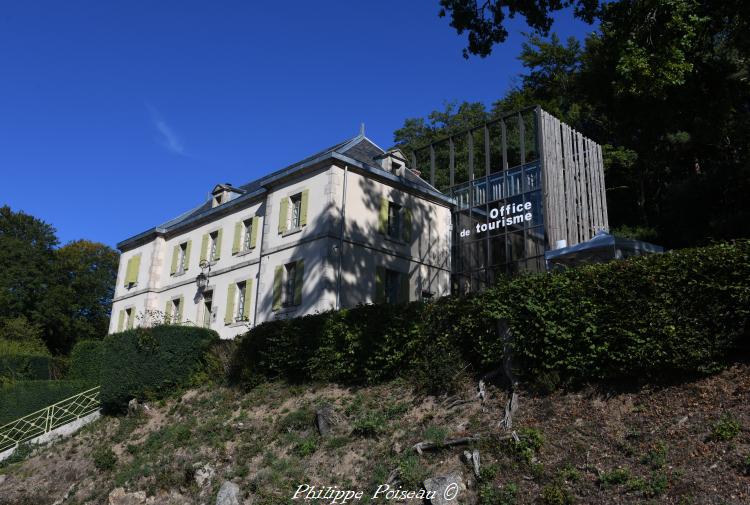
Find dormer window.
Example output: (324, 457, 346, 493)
(211, 183, 245, 208)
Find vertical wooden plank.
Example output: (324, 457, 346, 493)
(597, 143, 609, 230)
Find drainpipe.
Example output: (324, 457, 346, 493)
(335, 165, 349, 310)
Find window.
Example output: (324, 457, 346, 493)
(171, 298, 181, 324)
(284, 262, 297, 307)
(385, 269, 401, 305)
(243, 219, 253, 252)
(290, 193, 302, 229)
(125, 308, 134, 330)
(391, 161, 402, 174)
(209, 231, 219, 262)
(236, 281, 246, 321)
(214, 194, 223, 206)
(202, 290, 213, 328)
(387, 202, 401, 238)
(177, 242, 187, 273)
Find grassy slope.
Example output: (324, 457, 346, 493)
(1, 365, 749, 505)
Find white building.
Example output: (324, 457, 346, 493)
(110, 133, 453, 339)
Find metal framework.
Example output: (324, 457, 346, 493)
(0, 386, 100, 453)
(410, 106, 608, 292)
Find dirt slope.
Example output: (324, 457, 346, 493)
(1, 365, 748, 505)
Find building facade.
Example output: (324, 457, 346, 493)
(110, 134, 453, 339)
(110, 107, 608, 338)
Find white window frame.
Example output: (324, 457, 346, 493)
(290, 193, 302, 230)
(236, 281, 246, 321)
(243, 219, 253, 252)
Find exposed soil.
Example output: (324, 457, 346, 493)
(0, 364, 748, 505)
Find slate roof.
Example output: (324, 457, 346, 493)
(117, 133, 450, 250)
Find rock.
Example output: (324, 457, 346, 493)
(108, 487, 147, 505)
(315, 403, 340, 436)
(127, 399, 141, 416)
(0, 474, 6, 485)
(216, 481, 241, 505)
(194, 463, 215, 487)
(423, 472, 466, 505)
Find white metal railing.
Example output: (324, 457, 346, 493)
(0, 385, 101, 452)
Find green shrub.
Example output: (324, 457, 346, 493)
(100, 325, 219, 413)
(599, 468, 631, 488)
(541, 483, 573, 505)
(0, 354, 55, 382)
(92, 446, 117, 471)
(479, 482, 517, 505)
(230, 240, 750, 390)
(68, 340, 104, 383)
(0, 380, 92, 424)
(710, 414, 742, 441)
(397, 454, 429, 489)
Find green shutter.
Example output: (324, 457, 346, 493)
(127, 309, 135, 329)
(399, 272, 410, 304)
(375, 266, 385, 303)
(128, 255, 141, 285)
(379, 197, 389, 234)
(300, 189, 309, 226)
(214, 229, 223, 260)
(124, 258, 133, 286)
(273, 266, 283, 310)
(278, 197, 289, 234)
(164, 300, 173, 323)
(232, 221, 242, 255)
(242, 279, 253, 320)
(117, 310, 125, 332)
(402, 208, 413, 242)
(294, 260, 304, 306)
(170, 245, 179, 275)
(250, 216, 259, 248)
(177, 296, 184, 322)
(184, 240, 192, 271)
(200, 234, 209, 263)
(225, 284, 236, 324)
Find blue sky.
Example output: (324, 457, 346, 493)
(0, 1, 596, 248)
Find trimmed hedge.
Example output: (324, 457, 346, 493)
(0, 380, 92, 425)
(100, 325, 219, 413)
(0, 354, 54, 382)
(231, 240, 750, 390)
(67, 340, 104, 383)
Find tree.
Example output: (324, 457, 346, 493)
(438, 0, 599, 58)
(0, 206, 119, 354)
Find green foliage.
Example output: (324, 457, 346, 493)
(292, 436, 318, 457)
(0, 353, 55, 382)
(351, 411, 386, 438)
(231, 241, 749, 391)
(0, 443, 33, 469)
(599, 467, 631, 488)
(100, 325, 219, 413)
(513, 427, 545, 464)
(541, 483, 574, 505)
(479, 482, 517, 505)
(397, 454, 429, 489)
(423, 425, 449, 447)
(67, 340, 103, 383)
(0, 206, 119, 354)
(0, 379, 92, 424)
(92, 446, 117, 471)
(710, 414, 742, 441)
(278, 408, 313, 432)
(642, 441, 668, 470)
